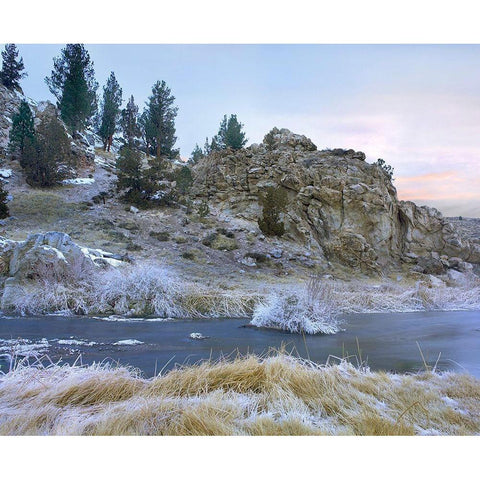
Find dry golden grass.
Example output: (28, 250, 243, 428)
(1, 354, 479, 436)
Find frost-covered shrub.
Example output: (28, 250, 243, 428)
(94, 264, 184, 317)
(251, 278, 340, 334)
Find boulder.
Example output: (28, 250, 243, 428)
(414, 254, 446, 275)
(270, 248, 283, 259)
(0, 232, 126, 309)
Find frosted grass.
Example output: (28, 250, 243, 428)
(1, 354, 479, 435)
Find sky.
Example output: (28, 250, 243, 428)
(4, 44, 480, 217)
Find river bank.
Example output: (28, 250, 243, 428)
(1, 353, 479, 435)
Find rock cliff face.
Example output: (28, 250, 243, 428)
(193, 129, 479, 273)
(0, 84, 22, 158)
(0, 84, 95, 166)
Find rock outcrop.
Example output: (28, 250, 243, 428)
(0, 84, 95, 166)
(192, 128, 479, 273)
(0, 85, 22, 158)
(0, 232, 127, 309)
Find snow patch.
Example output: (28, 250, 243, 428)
(56, 339, 98, 346)
(62, 178, 95, 186)
(113, 339, 144, 346)
(0, 338, 50, 358)
(0, 169, 12, 179)
(189, 332, 209, 340)
(94, 315, 173, 323)
(94, 156, 115, 168)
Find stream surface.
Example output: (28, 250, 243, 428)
(0, 311, 479, 378)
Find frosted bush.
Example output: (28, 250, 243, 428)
(93, 264, 185, 317)
(251, 278, 340, 334)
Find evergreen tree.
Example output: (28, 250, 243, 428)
(189, 144, 204, 164)
(203, 137, 211, 156)
(141, 80, 178, 158)
(175, 165, 193, 195)
(376, 158, 394, 181)
(0, 183, 10, 219)
(116, 145, 145, 204)
(21, 116, 73, 187)
(45, 44, 98, 137)
(215, 114, 247, 150)
(98, 72, 122, 152)
(210, 136, 221, 152)
(258, 186, 288, 237)
(8, 100, 35, 158)
(0, 44, 26, 90)
(121, 95, 141, 147)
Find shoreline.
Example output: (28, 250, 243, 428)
(1, 353, 479, 435)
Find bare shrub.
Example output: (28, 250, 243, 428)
(93, 264, 184, 317)
(251, 277, 340, 334)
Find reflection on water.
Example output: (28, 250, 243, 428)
(0, 310, 479, 378)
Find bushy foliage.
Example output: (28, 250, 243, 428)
(376, 158, 394, 180)
(213, 114, 247, 150)
(0, 44, 26, 90)
(0, 183, 10, 219)
(258, 186, 288, 236)
(140, 80, 178, 158)
(175, 165, 193, 195)
(116, 145, 145, 205)
(189, 144, 204, 164)
(8, 100, 35, 158)
(197, 199, 210, 217)
(20, 116, 73, 187)
(45, 44, 98, 136)
(121, 95, 141, 148)
(251, 278, 340, 334)
(98, 72, 122, 152)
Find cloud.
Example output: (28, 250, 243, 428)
(245, 90, 480, 215)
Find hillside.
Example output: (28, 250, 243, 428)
(0, 83, 479, 317)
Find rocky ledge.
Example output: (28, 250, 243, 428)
(192, 128, 479, 274)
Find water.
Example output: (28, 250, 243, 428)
(0, 311, 479, 378)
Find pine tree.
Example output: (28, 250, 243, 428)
(175, 165, 193, 195)
(98, 72, 122, 152)
(210, 136, 221, 152)
(45, 44, 98, 137)
(141, 80, 178, 159)
(203, 137, 211, 156)
(0, 44, 26, 91)
(0, 183, 10, 219)
(376, 158, 394, 181)
(8, 100, 35, 158)
(189, 144, 204, 164)
(21, 116, 73, 187)
(215, 114, 247, 150)
(121, 95, 141, 148)
(116, 145, 145, 204)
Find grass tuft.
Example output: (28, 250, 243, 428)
(1, 354, 479, 435)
